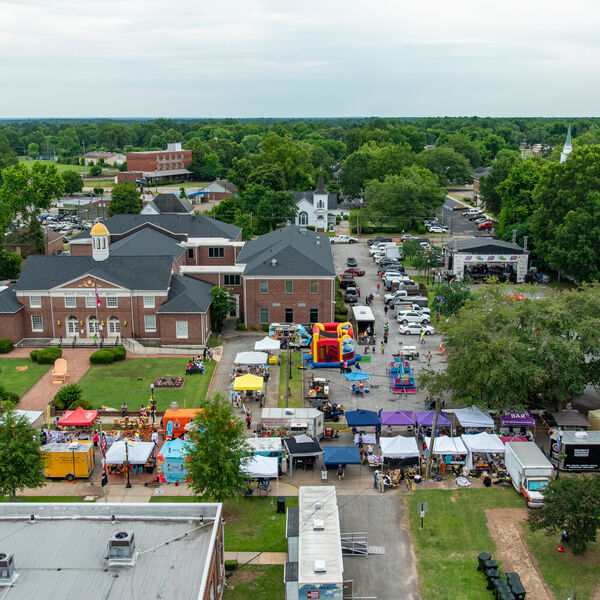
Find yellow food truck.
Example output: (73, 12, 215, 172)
(42, 441, 95, 480)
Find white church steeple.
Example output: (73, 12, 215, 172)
(90, 222, 110, 261)
(560, 125, 573, 164)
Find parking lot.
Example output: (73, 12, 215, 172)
(330, 241, 445, 414)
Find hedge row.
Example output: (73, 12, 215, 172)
(0, 338, 14, 353)
(31, 348, 63, 364)
(89, 346, 126, 364)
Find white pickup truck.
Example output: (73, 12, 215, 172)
(331, 235, 359, 244)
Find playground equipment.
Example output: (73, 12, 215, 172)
(389, 359, 416, 393)
(309, 322, 360, 368)
(268, 323, 312, 347)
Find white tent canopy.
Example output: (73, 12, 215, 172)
(234, 351, 268, 365)
(380, 436, 419, 458)
(425, 436, 468, 455)
(105, 440, 155, 465)
(254, 337, 281, 351)
(241, 455, 278, 478)
(461, 432, 506, 471)
(246, 437, 283, 454)
(454, 406, 495, 429)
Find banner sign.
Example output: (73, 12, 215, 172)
(463, 255, 520, 263)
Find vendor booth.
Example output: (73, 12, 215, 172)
(284, 434, 323, 475)
(424, 436, 468, 473)
(157, 437, 192, 483)
(323, 446, 361, 469)
(380, 436, 420, 466)
(234, 351, 269, 365)
(260, 408, 324, 439)
(381, 410, 415, 427)
(345, 409, 381, 428)
(453, 406, 494, 431)
(241, 455, 279, 493)
(42, 441, 94, 480)
(499, 410, 536, 437)
(461, 432, 505, 472)
(105, 440, 156, 477)
(416, 410, 451, 428)
(254, 337, 280, 352)
(57, 406, 98, 428)
(233, 374, 264, 391)
(246, 437, 284, 466)
(163, 408, 202, 440)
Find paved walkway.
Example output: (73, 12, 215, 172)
(16, 348, 96, 411)
(224, 552, 287, 565)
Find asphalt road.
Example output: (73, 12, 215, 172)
(434, 195, 490, 238)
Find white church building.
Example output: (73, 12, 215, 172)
(293, 171, 347, 231)
(560, 125, 573, 163)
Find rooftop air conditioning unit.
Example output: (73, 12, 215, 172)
(313, 519, 324, 530)
(109, 531, 135, 559)
(314, 560, 326, 573)
(285, 409, 294, 416)
(575, 431, 588, 439)
(0, 554, 14, 580)
(314, 502, 322, 510)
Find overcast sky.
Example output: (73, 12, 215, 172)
(1, 0, 599, 118)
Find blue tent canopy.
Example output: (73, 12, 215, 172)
(344, 370, 371, 382)
(324, 446, 361, 466)
(187, 191, 210, 198)
(345, 409, 381, 427)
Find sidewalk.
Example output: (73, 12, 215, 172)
(224, 551, 287, 565)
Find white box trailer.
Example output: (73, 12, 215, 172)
(505, 442, 553, 508)
(260, 408, 324, 439)
(352, 305, 375, 337)
(552, 430, 600, 471)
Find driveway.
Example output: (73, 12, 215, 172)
(338, 494, 421, 600)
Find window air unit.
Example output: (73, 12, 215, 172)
(108, 531, 135, 559)
(313, 519, 324, 530)
(314, 560, 326, 573)
(0, 554, 14, 579)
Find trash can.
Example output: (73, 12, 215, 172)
(321, 470, 328, 481)
(485, 569, 500, 590)
(276, 497, 286, 514)
(499, 589, 516, 600)
(494, 578, 511, 598)
(477, 552, 492, 571)
(484, 559, 499, 571)
(414, 474, 422, 484)
(509, 583, 526, 600)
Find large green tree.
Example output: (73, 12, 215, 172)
(431, 279, 471, 316)
(531, 145, 600, 282)
(62, 170, 84, 195)
(479, 155, 520, 214)
(529, 475, 600, 555)
(210, 286, 237, 333)
(108, 182, 141, 216)
(416, 147, 472, 185)
(186, 393, 249, 501)
(0, 408, 45, 499)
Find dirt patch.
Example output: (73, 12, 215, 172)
(222, 507, 239, 523)
(233, 568, 265, 584)
(449, 492, 458, 503)
(486, 508, 554, 600)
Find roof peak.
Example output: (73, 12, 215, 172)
(564, 124, 572, 148)
(315, 169, 327, 194)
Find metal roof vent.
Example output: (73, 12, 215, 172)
(0, 553, 16, 585)
(108, 531, 137, 565)
(314, 502, 322, 510)
(314, 560, 327, 573)
(271, 258, 277, 267)
(313, 519, 324, 530)
(315, 238, 320, 247)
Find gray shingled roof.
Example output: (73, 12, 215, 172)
(0, 286, 23, 313)
(109, 228, 187, 259)
(157, 275, 213, 313)
(293, 191, 338, 210)
(14, 255, 174, 291)
(445, 238, 527, 254)
(238, 226, 336, 277)
(151, 193, 194, 214)
(70, 214, 240, 241)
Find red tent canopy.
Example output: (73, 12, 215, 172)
(500, 436, 528, 444)
(58, 406, 98, 427)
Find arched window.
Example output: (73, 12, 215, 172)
(66, 316, 78, 336)
(298, 211, 308, 226)
(108, 316, 120, 336)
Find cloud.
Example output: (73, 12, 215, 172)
(0, 0, 599, 116)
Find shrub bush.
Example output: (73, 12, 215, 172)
(52, 383, 83, 410)
(107, 346, 126, 361)
(89, 350, 115, 364)
(343, 214, 349, 220)
(30, 350, 39, 362)
(67, 398, 93, 410)
(0, 338, 14, 353)
(36, 347, 63, 364)
(2, 391, 20, 406)
(224, 560, 238, 571)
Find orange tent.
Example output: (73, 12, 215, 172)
(163, 409, 202, 439)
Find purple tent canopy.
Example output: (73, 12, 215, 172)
(416, 410, 451, 427)
(381, 410, 415, 426)
(500, 410, 536, 427)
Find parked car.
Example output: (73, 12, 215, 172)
(384, 290, 409, 304)
(367, 237, 393, 247)
(346, 257, 358, 267)
(379, 264, 405, 276)
(473, 217, 488, 224)
(478, 222, 493, 230)
(345, 289, 358, 303)
(401, 233, 419, 241)
(452, 204, 468, 211)
(344, 267, 365, 277)
(331, 235, 359, 244)
(427, 226, 449, 234)
(468, 213, 485, 221)
(381, 271, 404, 282)
(398, 323, 436, 335)
(396, 311, 430, 325)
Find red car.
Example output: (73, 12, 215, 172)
(478, 221, 493, 230)
(344, 267, 365, 277)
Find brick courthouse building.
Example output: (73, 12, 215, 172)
(0, 214, 336, 346)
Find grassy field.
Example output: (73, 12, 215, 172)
(0, 358, 51, 397)
(278, 351, 303, 408)
(524, 523, 600, 600)
(408, 488, 523, 600)
(77, 357, 216, 411)
(151, 496, 298, 552)
(224, 565, 284, 600)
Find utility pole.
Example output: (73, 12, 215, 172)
(425, 398, 443, 480)
(82, 141, 86, 180)
(285, 345, 290, 408)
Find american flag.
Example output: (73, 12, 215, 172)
(94, 281, 101, 308)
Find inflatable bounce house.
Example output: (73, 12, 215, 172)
(389, 359, 416, 393)
(307, 322, 360, 368)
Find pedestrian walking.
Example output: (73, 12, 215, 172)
(381, 342, 385, 355)
(377, 471, 385, 493)
(426, 350, 432, 367)
(376, 282, 381, 294)
(337, 464, 345, 480)
(340, 361, 345, 375)
(436, 313, 440, 325)
(387, 425, 393, 437)
(384, 304, 388, 315)
(357, 286, 361, 297)
(246, 411, 252, 430)
(359, 381, 364, 397)
(420, 331, 425, 344)
(373, 469, 379, 489)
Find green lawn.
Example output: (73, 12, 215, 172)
(408, 488, 523, 600)
(523, 523, 600, 600)
(0, 358, 51, 397)
(21, 159, 86, 173)
(77, 357, 216, 411)
(224, 565, 284, 600)
(278, 351, 303, 408)
(151, 496, 298, 552)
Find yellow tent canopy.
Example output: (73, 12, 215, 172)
(233, 374, 264, 391)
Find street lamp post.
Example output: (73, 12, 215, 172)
(124, 439, 132, 489)
(149, 384, 156, 424)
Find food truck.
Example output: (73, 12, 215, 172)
(551, 430, 600, 471)
(42, 441, 95, 480)
(352, 305, 376, 339)
(268, 323, 312, 347)
(259, 408, 324, 439)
